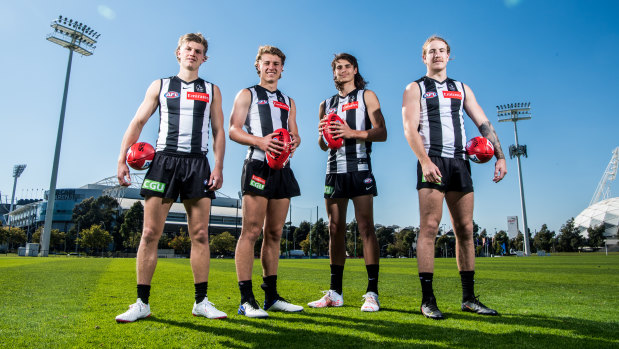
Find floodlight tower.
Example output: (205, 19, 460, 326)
(8, 164, 27, 234)
(41, 16, 100, 257)
(497, 102, 532, 256)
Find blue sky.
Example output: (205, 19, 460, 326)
(1, 0, 618, 235)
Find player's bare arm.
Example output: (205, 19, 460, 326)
(229, 89, 284, 155)
(402, 82, 442, 183)
(117, 80, 161, 186)
(317, 101, 329, 151)
(288, 98, 301, 155)
(330, 90, 386, 142)
(463, 84, 507, 182)
(208, 84, 225, 191)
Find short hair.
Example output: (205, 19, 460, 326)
(176, 33, 208, 62)
(422, 35, 450, 57)
(254, 45, 286, 76)
(331, 53, 368, 90)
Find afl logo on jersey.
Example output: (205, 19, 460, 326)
(423, 92, 437, 99)
(327, 108, 337, 114)
(165, 91, 180, 99)
(257, 100, 268, 104)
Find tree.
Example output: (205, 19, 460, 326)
(32, 227, 66, 252)
(71, 196, 122, 250)
(0, 227, 27, 251)
(77, 224, 112, 254)
(436, 233, 455, 257)
(169, 228, 191, 255)
(376, 225, 395, 257)
(509, 232, 524, 252)
(587, 224, 606, 248)
(120, 201, 144, 251)
(345, 219, 362, 257)
(293, 221, 311, 250)
(492, 230, 509, 255)
(533, 224, 555, 252)
(210, 231, 236, 255)
(556, 218, 584, 252)
(302, 219, 328, 256)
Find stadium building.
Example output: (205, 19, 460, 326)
(574, 197, 619, 248)
(4, 173, 242, 240)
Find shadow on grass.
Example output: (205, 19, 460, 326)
(146, 309, 617, 348)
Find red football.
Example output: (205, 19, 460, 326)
(127, 142, 155, 170)
(266, 128, 292, 170)
(322, 113, 344, 149)
(466, 136, 494, 164)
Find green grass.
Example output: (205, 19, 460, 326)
(0, 254, 618, 348)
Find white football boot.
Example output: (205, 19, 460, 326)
(115, 298, 151, 323)
(192, 298, 227, 319)
(264, 297, 304, 312)
(307, 290, 344, 308)
(360, 292, 380, 312)
(238, 299, 269, 318)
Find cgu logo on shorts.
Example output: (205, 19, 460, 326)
(250, 175, 265, 190)
(142, 179, 166, 193)
(443, 91, 462, 100)
(165, 91, 179, 99)
(187, 92, 209, 102)
(324, 186, 334, 195)
(342, 101, 358, 111)
(422, 91, 437, 99)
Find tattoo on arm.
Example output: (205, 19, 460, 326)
(479, 121, 505, 159)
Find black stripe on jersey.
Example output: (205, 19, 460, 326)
(344, 90, 358, 172)
(190, 80, 208, 153)
(164, 76, 181, 152)
(447, 79, 464, 158)
(423, 77, 443, 157)
(327, 97, 339, 173)
(254, 85, 274, 138)
(275, 90, 289, 130)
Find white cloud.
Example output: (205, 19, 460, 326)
(504, 0, 522, 8)
(98, 5, 116, 20)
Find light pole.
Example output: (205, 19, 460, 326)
(8, 164, 26, 252)
(497, 102, 532, 256)
(41, 16, 99, 257)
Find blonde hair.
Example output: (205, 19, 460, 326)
(176, 33, 208, 62)
(254, 45, 286, 76)
(422, 35, 450, 57)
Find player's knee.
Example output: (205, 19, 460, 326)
(141, 227, 161, 245)
(192, 228, 209, 245)
(454, 223, 473, 238)
(239, 227, 261, 243)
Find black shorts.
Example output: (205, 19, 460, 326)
(416, 157, 474, 193)
(241, 159, 300, 199)
(140, 151, 216, 201)
(324, 171, 378, 199)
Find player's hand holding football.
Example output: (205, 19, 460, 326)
(318, 115, 329, 135)
(331, 119, 356, 139)
(117, 161, 131, 187)
(493, 158, 507, 183)
(289, 134, 299, 156)
(258, 132, 285, 155)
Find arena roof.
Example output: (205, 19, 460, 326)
(574, 197, 619, 238)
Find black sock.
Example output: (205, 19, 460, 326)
(137, 284, 151, 304)
(238, 280, 254, 304)
(261, 275, 279, 303)
(366, 264, 379, 294)
(330, 264, 344, 295)
(194, 281, 208, 304)
(418, 273, 434, 301)
(460, 270, 475, 302)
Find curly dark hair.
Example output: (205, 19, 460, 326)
(331, 53, 367, 91)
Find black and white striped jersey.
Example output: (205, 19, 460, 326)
(416, 76, 467, 159)
(156, 76, 213, 154)
(244, 85, 291, 162)
(324, 89, 372, 174)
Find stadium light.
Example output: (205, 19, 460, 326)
(7, 164, 27, 248)
(497, 102, 532, 256)
(41, 16, 100, 257)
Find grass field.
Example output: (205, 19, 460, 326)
(0, 254, 618, 348)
